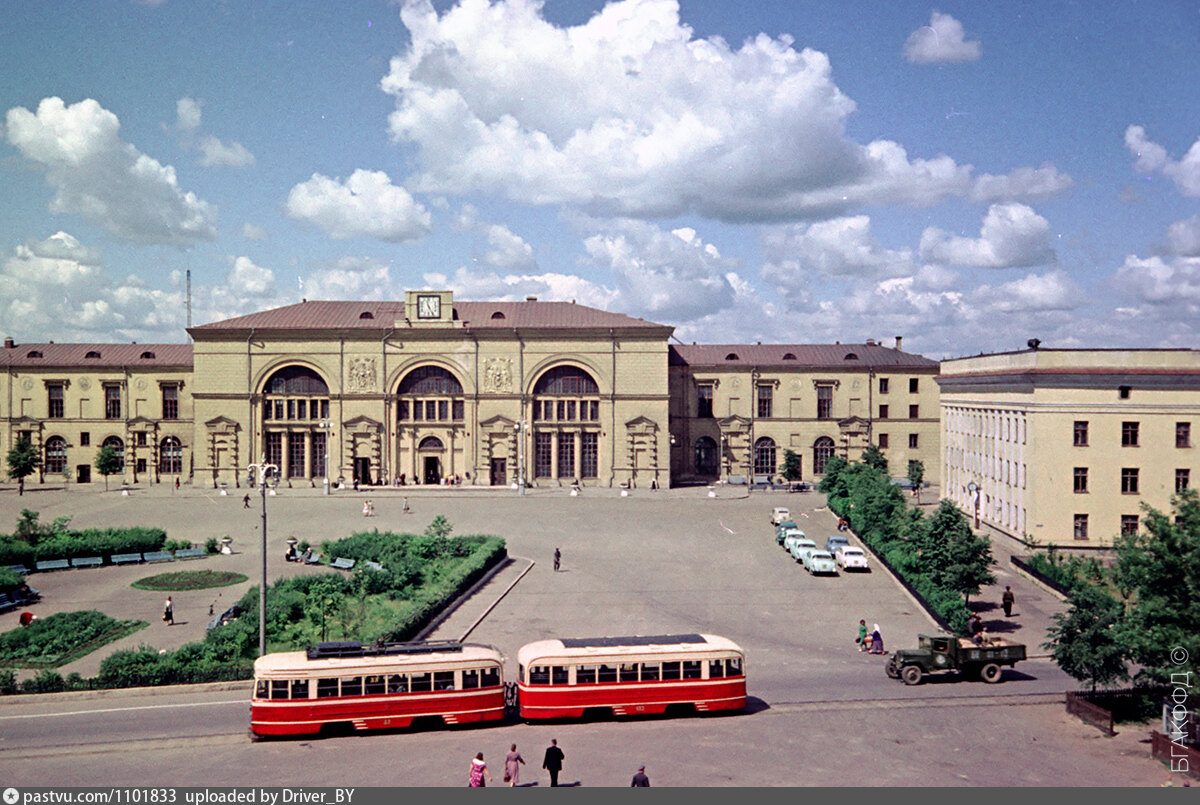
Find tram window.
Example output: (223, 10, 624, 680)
(255, 680, 269, 698)
(317, 678, 339, 698)
(726, 657, 743, 676)
(388, 674, 408, 693)
(552, 666, 569, 685)
(576, 665, 597, 684)
(365, 675, 386, 695)
(291, 679, 310, 699)
(682, 661, 702, 680)
(709, 660, 725, 678)
(462, 669, 479, 690)
(481, 666, 500, 688)
(410, 672, 432, 692)
(434, 671, 455, 691)
(662, 661, 681, 681)
(597, 664, 618, 683)
(271, 680, 290, 700)
(619, 663, 638, 682)
(641, 662, 660, 681)
(341, 677, 363, 697)
(529, 665, 551, 685)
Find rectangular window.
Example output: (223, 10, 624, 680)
(409, 672, 432, 692)
(908, 404, 919, 419)
(1176, 469, 1190, 492)
(575, 665, 597, 685)
(310, 433, 325, 478)
(1119, 385, 1131, 399)
(589, 400, 600, 421)
(388, 673, 409, 693)
(757, 384, 773, 418)
(619, 663, 638, 683)
(1121, 421, 1139, 447)
(879, 404, 889, 419)
(879, 378, 889, 394)
(557, 400, 565, 421)
(162, 385, 178, 420)
(1073, 421, 1089, 447)
(557, 434, 575, 479)
(1178, 422, 1192, 448)
(908, 433, 919, 449)
(286, 400, 295, 420)
(461, 669, 478, 690)
(452, 400, 464, 421)
(566, 400, 576, 421)
(909, 378, 919, 393)
(136, 431, 147, 447)
(697, 384, 714, 418)
(266, 432, 283, 470)
(80, 432, 90, 446)
(877, 433, 889, 449)
(433, 671, 455, 691)
(581, 432, 598, 479)
(364, 675, 386, 695)
(1121, 467, 1139, 494)
(1073, 467, 1088, 493)
(1074, 514, 1088, 540)
(296, 400, 307, 420)
(47, 384, 64, 419)
(426, 401, 437, 420)
(661, 661, 681, 681)
(552, 666, 569, 685)
(597, 664, 618, 683)
(274, 400, 284, 421)
(480, 667, 500, 688)
(270, 680, 289, 700)
(437, 400, 448, 421)
(817, 385, 833, 420)
(288, 435, 305, 478)
(640, 662, 659, 681)
(682, 660, 702, 680)
(398, 400, 409, 420)
(726, 657, 742, 676)
(1121, 515, 1139, 536)
(320, 400, 329, 419)
(412, 399, 423, 420)
(105, 385, 121, 419)
(708, 659, 725, 678)
(263, 401, 273, 421)
(534, 432, 553, 478)
(340, 677, 363, 697)
(317, 678, 339, 698)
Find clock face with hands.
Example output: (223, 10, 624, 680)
(417, 294, 441, 319)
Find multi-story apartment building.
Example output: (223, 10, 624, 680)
(938, 348, 1200, 546)
(668, 340, 941, 484)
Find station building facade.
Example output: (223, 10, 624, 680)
(1, 291, 944, 491)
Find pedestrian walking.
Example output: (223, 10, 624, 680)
(402, 496, 411, 514)
(242, 493, 251, 508)
(1001, 586, 1015, 617)
(174, 477, 180, 491)
(163, 596, 174, 626)
(553, 547, 561, 572)
(631, 765, 650, 787)
(868, 623, 884, 654)
(504, 744, 525, 787)
(468, 752, 491, 787)
(856, 618, 868, 652)
(542, 738, 565, 787)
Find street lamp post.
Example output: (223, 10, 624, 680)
(319, 419, 333, 496)
(246, 456, 279, 657)
(967, 481, 981, 530)
(515, 420, 526, 496)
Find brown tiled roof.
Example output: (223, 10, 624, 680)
(669, 343, 939, 370)
(189, 300, 670, 333)
(1, 342, 192, 369)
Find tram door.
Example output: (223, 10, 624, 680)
(490, 458, 507, 486)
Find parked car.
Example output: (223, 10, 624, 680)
(824, 535, 850, 554)
(771, 507, 791, 525)
(803, 550, 838, 575)
(780, 528, 805, 550)
(835, 546, 870, 572)
(786, 536, 817, 562)
(775, 521, 798, 544)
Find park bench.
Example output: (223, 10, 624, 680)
(12, 584, 40, 605)
(35, 559, 70, 572)
(110, 553, 143, 565)
(303, 552, 322, 565)
(70, 556, 104, 569)
(0, 592, 16, 612)
(727, 475, 747, 485)
(174, 548, 206, 560)
(143, 551, 174, 563)
(8, 564, 29, 575)
(364, 560, 383, 572)
(330, 557, 356, 571)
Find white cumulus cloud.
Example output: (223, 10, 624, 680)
(5, 97, 218, 246)
(286, 169, 432, 242)
(1125, 125, 1200, 196)
(1167, 214, 1200, 256)
(760, 216, 915, 281)
(228, 256, 275, 297)
(920, 203, 1056, 268)
(903, 12, 982, 64)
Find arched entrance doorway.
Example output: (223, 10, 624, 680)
(418, 436, 444, 484)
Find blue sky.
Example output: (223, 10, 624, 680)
(1, 0, 1198, 358)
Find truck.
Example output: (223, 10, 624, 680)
(886, 633, 1026, 685)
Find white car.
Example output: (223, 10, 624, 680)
(803, 550, 838, 575)
(835, 546, 870, 572)
(771, 507, 791, 525)
(787, 537, 817, 562)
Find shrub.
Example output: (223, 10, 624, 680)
(0, 669, 16, 694)
(205, 538, 219, 554)
(20, 670, 65, 693)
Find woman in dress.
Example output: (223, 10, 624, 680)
(468, 752, 491, 787)
(504, 744, 526, 787)
(869, 623, 884, 654)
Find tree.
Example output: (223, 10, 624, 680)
(781, 449, 802, 481)
(94, 445, 123, 491)
(1044, 584, 1129, 692)
(424, 515, 453, 539)
(907, 460, 925, 504)
(6, 437, 39, 496)
(926, 499, 996, 605)
(861, 443, 888, 473)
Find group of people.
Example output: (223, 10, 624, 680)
(283, 542, 312, 563)
(856, 619, 885, 654)
(362, 499, 375, 517)
(468, 740, 647, 787)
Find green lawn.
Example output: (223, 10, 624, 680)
(132, 570, 248, 591)
(0, 611, 147, 668)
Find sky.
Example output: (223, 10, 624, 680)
(1, 0, 1198, 359)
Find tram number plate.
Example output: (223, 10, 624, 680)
(635, 705, 644, 711)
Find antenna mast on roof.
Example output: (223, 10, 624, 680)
(186, 269, 193, 337)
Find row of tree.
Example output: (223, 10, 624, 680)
(6, 438, 124, 494)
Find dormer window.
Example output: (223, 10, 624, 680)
(725, 353, 739, 361)
(782, 353, 797, 361)
(85, 350, 101, 359)
(140, 351, 156, 359)
(359, 311, 374, 319)
(844, 353, 858, 360)
(26, 350, 42, 359)
(491, 311, 506, 320)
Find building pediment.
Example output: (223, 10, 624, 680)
(837, 415, 870, 432)
(479, 414, 517, 432)
(343, 415, 383, 433)
(204, 415, 240, 435)
(717, 415, 750, 431)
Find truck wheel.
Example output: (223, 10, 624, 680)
(901, 665, 923, 685)
(980, 663, 1002, 683)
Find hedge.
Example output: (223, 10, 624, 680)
(0, 527, 168, 567)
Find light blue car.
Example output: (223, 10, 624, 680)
(787, 536, 817, 562)
(803, 550, 838, 575)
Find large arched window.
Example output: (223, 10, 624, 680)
(532, 366, 600, 423)
(102, 435, 125, 470)
(397, 366, 464, 422)
(754, 437, 777, 477)
(532, 365, 602, 480)
(160, 436, 182, 474)
(263, 366, 330, 422)
(813, 436, 836, 475)
(534, 366, 599, 395)
(44, 436, 67, 474)
(695, 436, 718, 476)
(418, 436, 444, 450)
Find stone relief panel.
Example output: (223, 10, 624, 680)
(347, 358, 377, 391)
(483, 358, 514, 392)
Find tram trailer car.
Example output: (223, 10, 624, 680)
(517, 633, 746, 720)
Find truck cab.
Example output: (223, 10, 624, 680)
(887, 633, 1026, 685)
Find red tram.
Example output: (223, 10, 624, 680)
(250, 640, 505, 737)
(516, 633, 746, 719)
